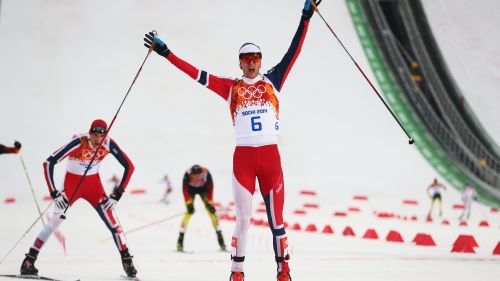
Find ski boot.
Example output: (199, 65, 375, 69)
(177, 232, 184, 252)
(277, 272, 292, 281)
(229, 271, 244, 281)
(120, 250, 137, 278)
(217, 230, 227, 251)
(20, 248, 39, 276)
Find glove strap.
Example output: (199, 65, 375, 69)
(275, 254, 290, 262)
(50, 190, 60, 199)
(231, 255, 245, 262)
(111, 187, 124, 201)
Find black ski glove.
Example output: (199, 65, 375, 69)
(110, 186, 124, 201)
(50, 190, 69, 209)
(302, 0, 322, 19)
(186, 203, 195, 214)
(144, 31, 171, 57)
(207, 203, 216, 214)
(14, 141, 22, 149)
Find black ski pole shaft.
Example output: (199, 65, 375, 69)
(61, 32, 159, 219)
(19, 154, 46, 226)
(311, 2, 414, 145)
(0, 202, 53, 264)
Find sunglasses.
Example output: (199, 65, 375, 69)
(239, 53, 262, 63)
(91, 126, 106, 134)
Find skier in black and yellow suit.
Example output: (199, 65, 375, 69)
(177, 164, 226, 251)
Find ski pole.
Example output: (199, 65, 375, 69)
(310, 1, 414, 145)
(98, 211, 184, 243)
(19, 154, 46, 226)
(0, 202, 53, 264)
(61, 31, 158, 219)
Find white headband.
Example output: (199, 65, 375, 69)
(239, 43, 261, 55)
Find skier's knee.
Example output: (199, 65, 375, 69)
(236, 214, 252, 231)
(207, 203, 216, 214)
(110, 226, 118, 234)
(47, 214, 64, 230)
(186, 203, 195, 214)
(270, 226, 286, 236)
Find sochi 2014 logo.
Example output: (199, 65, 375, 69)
(82, 148, 105, 160)
(237, 85, 266, 99)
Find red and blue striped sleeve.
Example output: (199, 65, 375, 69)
(166, 52, 234, 100)
(43, 137, 82, 194)
(108, 139, 134, 191)
(265, 16, 310, 92)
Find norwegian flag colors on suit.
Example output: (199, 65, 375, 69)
(159, 14, 311, 276)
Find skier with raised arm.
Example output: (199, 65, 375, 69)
(143, 1, 321, 280)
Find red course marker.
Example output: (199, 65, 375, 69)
(493, 241, 500, 255)
(362, 228, 378, 240)
(342, 226, 355, 236)
(130, 188, 146, 194)
(402, 199, 419, 205)
(452, 234, 479, 254)
(479, 220, 489, 227)
(412, 233, 436, 246)
(386, 230, 404, 242)
(305, 224, 318, 232)
(322, 225, 334, 234)
(353, 195, 368, 201)
(300, 190, 317, 196)
(333, 212, 347, 217)
(303, 203, 319, 209)
(294, 209, 306, 215)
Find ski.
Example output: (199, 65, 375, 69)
(0, 274, 66, 281)
(121, 274, 141, 281)
(175, 249, 194, 254)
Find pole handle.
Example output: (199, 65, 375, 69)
(310, 0, 319, 12)
(148, 30, 158, 53)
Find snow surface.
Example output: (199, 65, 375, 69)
(0, 0, 499, 280)
(1, 187, 499, 281)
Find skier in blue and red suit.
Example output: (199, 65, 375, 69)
(20, 119, 138, 278)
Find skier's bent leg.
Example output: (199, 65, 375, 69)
(437, 197, 443, 216)
(31, 205, 66, 251)
(96, 202, 128, 252)
(21, 206, 66, 275)
(201, 193, 226, 249)
(180, 193, 196, 232)
(177, 212, 193, 251)
(428, 198, 436, 217)
(180, 212, 193, 231)
(177, 196, 195, 250)
(96, 202, 137, 277)
(201, 193, 220, 230)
